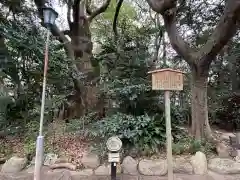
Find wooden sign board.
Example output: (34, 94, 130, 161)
(148, 68, 184, 91)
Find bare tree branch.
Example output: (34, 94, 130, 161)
(198, 0, 240, 66)
(88, 0, 111, 22)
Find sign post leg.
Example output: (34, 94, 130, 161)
(111, 162, 117, 180)
(164, 90, 173, 180)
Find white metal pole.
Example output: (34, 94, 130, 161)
(164, 90, 173, 180)
(34, 29, 50, 180)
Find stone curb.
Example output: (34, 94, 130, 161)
(0, 173, 218, 180)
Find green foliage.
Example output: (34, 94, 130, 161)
(208, 42, 240, 130)
(172, 136, 215, 155)
(2, 0, 237, 158)
(88, 112, 184, 155)
(23, 121, 39, 155)
(66, 112, 99, 133)
(215, 93, 240, 130)
(0, 17, 71, 131)
(23, 120, 53, 155)
(102, 0, 137, 21)
(0, 95, 14, 129)
(96, 19, 158, 116)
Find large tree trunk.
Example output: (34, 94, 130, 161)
(66, 1, 100, 117)
(190, 68, 211, 139)
(34, 0, 111, 120)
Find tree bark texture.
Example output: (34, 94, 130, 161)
(190, 68, 210, 139)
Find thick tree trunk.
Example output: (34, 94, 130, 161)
(190, 68, 211, 139)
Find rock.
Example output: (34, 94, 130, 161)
(138, 159, 167, 176)
(44, 153, 58, 166)
(208, 158, 240, 174)
(122, 156, 138, 175)
(216, 143, 229, 158)
(190, 151, 207, 175)
(129, 148, 139, 158)
(55, 157, 69, 164)
(220, 133, 235, 141)
(235, 150, 240, 162)
(50, 163, 77, 170)
(1, 156, 27, 173)
(173, 157, 193, 174)
(81, 152, 100, 169)
(117, 163, 122, 173)
(94, 164, 111, 175)
(71, 169, 93, 176)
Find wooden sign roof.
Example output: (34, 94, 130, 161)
(148, 68, 184, 74)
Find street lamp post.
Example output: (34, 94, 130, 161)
(34, 7, 58, 180)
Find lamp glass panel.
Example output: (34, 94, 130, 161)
(43, 9, 51, 24)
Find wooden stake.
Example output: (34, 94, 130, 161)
(164, 90, 173, 180)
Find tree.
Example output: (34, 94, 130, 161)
(33, 0, 112, 116)
(0, 2, 73, 133)
(140, 0, 240, 139)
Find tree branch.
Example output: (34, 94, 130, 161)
(51, 25, 74, 57)
(146, 0, 176, 14)
(86, 0, 92, 15)
(162, 9, 195, 65)
(152, 15, 163, 65)
(113, 0, 123, 41)
(198, 0, 240, 66)
(147, 0, 195, 66)
(62, 30, 70, 35)
(73, 0, 81, 22)
(67, 1, 72, 27)
(88, 0, 111, 22)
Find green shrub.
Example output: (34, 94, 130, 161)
(88, 112, 184, 154)
(23, 121, 39, 155)
(215, 93, 240, 131)
(172, 137, 215, 155)
(23, 139, 36, 155)
(66, 112, 99, 133)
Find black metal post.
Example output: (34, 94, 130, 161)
(111, 162, 117, 180)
